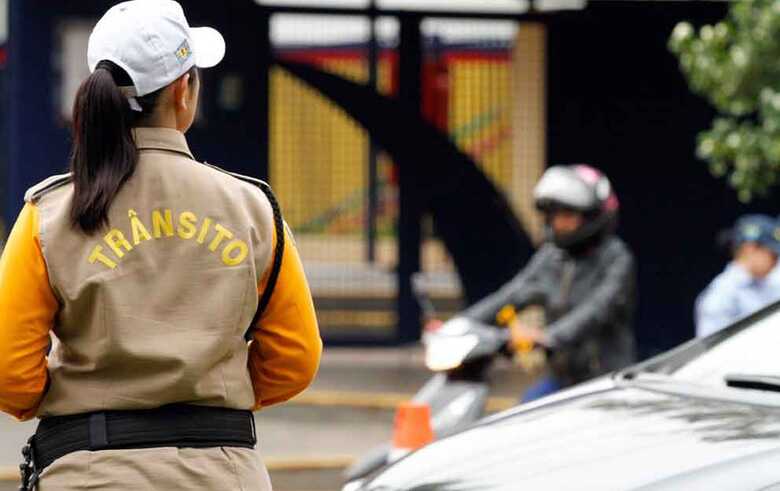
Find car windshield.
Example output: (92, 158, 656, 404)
(643, 303, 780, 387)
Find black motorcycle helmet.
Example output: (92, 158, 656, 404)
(533, 164, 619, 250)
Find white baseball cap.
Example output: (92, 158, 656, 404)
(88, 0, 226, 98)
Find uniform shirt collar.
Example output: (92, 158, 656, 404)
(133, 127, 194, 159)
(725, 262, 760, 287)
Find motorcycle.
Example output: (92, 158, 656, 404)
(342, 282, 513, 484)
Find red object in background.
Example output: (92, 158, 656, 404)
(0, 46, 7, 68)
(424, 319, 444, 332)
(421, 56, 450, 132)
(388, 162, 400, 186)
(392, 402, 434, 451)
(390, 52, 450, 186)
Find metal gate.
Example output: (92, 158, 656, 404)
(261, 4, 549, 343)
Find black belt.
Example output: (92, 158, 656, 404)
(19, 404, 256, 490)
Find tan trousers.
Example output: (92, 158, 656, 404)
(38, 446, 272, 490)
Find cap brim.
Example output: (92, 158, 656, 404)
(190, 26, 226, 69)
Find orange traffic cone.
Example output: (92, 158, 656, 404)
(392, 402, 434, 453)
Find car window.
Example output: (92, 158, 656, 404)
(671, 308, 780, 386)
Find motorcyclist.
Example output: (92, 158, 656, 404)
(460, 164, 636, 402)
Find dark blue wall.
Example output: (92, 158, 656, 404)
(546, 2, 776, 357)
(6, 2, 70, 225)
(0, 44, 7, 228)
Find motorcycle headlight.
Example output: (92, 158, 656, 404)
(425, 334, 480, 372)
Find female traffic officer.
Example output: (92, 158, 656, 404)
(0, 1, 321, 490)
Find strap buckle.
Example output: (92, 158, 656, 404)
(19, 436, 39, 491)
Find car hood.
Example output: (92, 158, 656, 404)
(363, 378, 780, 491)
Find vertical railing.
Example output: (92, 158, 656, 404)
(366, 1, 379, 264)
(396, 15, 424, 343)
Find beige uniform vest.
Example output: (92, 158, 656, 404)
(26, 128, 275, 417)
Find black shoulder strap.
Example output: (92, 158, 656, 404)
(199, 162, 285, 340)
(251, 180, 286, 336)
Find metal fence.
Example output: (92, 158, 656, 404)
(268, 13, 546, 341)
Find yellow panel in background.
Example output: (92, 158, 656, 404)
(271, 64, 368, 233)
(270, 45, 539, 239)
(268, 40, 547, 336)
(448, 58, 514, 196)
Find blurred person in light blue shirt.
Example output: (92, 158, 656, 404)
(695, 215, 780, 338)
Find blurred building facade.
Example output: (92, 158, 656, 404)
(7, 0, 777, 358)
(268, 17, 546, 339)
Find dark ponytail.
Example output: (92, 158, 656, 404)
(69, 61, 138, 234)
(69, 61, 198, 234)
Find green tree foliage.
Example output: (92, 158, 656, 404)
(669, 0, 780, 201)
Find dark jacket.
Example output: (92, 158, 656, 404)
(463, 235, 636, 383)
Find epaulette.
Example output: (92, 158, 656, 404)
(200, 162, 286, 339)
(201, 162, 271, 192)
(24, 173, 73, 203)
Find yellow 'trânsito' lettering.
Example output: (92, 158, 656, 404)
(89, 209, 251, 270)
(197, 217, 212, 244)
(104, 229, 133, 258)
(222, 240, 249, 266)
(129, 209, 152, 245)
(88, 245, 117, 269)
(152, 209, 174, 238)
(178, 211, 197, 239)
(209, 223, 234, 252)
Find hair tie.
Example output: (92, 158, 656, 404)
(95, 60, 142, 112)
(118, 87, 143, 112)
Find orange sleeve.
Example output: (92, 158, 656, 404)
(0, 203, 58, 420)
(248, 224, 322, 408)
